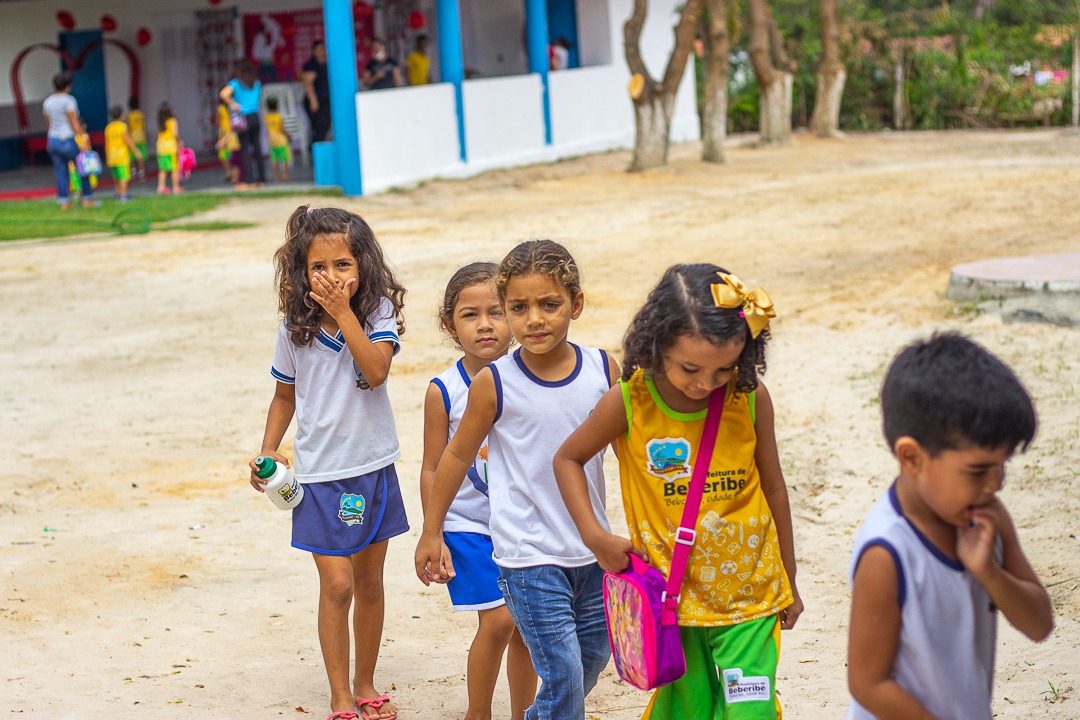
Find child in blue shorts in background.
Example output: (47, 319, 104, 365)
(421, 262, 537, 719)
(250, 205, 408, 720)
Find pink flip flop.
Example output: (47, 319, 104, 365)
(354, 693, 397, 720)
(327, 713, 359, 720)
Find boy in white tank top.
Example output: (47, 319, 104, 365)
(847, 333, 1053, 720)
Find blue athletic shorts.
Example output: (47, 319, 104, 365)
(443, 531, 505, 611)
(291, 464, 409, 555)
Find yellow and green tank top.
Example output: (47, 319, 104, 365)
(616, 369, 792, 627)
(128, 109, 145, 143)
(104, 120, 129, 167)
(156, 117, 177, 157)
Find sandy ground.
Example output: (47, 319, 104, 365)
(2, 128, 1079, 720)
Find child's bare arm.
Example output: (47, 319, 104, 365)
(553, 385, 637, 572)
(848, 545, 939, 720)
(754, 383, 803, 629)
(959, 499, 1053, 641)
(419, 382, 455, 577)
(249, 381, 296, 489)
(415, 371, 497, 584)
(124, 129, 141, 158)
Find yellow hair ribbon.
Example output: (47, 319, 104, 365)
(710, 272, 776, 339)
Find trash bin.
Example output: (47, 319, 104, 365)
(312, 142, 337, 187)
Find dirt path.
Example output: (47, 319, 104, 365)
(3, 129, 1078, 718)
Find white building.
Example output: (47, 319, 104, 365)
(0, 0, 699, 194)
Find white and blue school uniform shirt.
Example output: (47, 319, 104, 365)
(486, 343, 612, 569)
(431, 359, 491, 534)
(847, 483, 998, 720)
(271, 297, 401, 482)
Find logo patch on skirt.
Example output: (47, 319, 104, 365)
(339, 493, 366, 526)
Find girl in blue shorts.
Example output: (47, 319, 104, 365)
(250, 205, 407, 720)
(421, 262, 537, 719)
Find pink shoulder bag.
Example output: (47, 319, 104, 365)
(602, 386, 725, 691)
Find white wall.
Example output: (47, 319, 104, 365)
(462, 74, 546, 168)
(356, 82, 462, 193)
(576, 0, 612, 67)
(459, 0, 527, 79)
(549, 65, 631, 153)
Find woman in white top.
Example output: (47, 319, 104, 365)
(42, 71, 97, 209)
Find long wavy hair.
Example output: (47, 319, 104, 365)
(621, 264, 768, 394)
(274, 205, 406, 346)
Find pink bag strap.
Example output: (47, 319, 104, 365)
(661, 386, 726, 623)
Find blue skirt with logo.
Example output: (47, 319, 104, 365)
(291, 464, 409, 555)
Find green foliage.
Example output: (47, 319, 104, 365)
(731, 0, 1079, 131)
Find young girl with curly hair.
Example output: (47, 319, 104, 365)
(250, 205, 407, 720)
(555, 263, 803, 720)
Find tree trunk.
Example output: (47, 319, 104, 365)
(746, 0, 793, 144)
(810, 0, 846, 137)
(700, 0, 730, 162)
(759, 71, 793, 143)
(631, 90, 676, 170)
(893, 46, 910, 130)
(624, 0, 705, 171)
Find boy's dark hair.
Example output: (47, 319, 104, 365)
(267, 96, 279, 111)
(53, 71, 73, 91)
(881, 333, 1037, 456)
(128, 96, 140, 110)
(109, 105, 124, 120)
(621, 264, 767, 394)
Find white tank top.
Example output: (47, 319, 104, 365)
(431, 359, 492, 534)
(486, 344, 612, 568)
(847, 484, 997, 720)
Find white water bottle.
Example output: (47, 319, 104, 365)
(255, 456, 304, 510)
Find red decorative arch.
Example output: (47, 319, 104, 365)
(10, 38, 141, 134)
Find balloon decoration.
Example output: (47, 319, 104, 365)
(100, 14, 117, 32)
(56, 11, 76, 30)
(136, 27, 153, 47)
(407, 10, 426, 29)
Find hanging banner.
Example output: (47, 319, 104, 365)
(241, 2, 375, 83)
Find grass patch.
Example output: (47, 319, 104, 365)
(161, 221, 257, 232)
(0, 186, 343, 243)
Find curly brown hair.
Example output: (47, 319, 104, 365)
(621, 264, 768, 394)
(494, 239, 581, 301)
(274, 205, 406, 346)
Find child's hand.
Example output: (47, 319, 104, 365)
(309, 271, 356, 321)
(415, 532, 452, 585)
(248, 451, 290, 491)
(958, 498, 1002, 580)
(781, 585, 804, 629)
(590, 532, 642, 573)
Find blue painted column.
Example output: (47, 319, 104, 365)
(324, 0, 363, 195)
(524, 0, 552, 144)
(436, 0, 467, 161)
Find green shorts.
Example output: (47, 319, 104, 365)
(132, 142, 147, 162)
(110, 164, 130, 181)
(271, 146, 289, 163)
(217, 147, 233, 161)
(158, 154, 176, 172)
(643, 615, 782, 720)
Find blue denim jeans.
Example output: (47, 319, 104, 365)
(498, 563, 610, 720)
(46, 136, 91, 201)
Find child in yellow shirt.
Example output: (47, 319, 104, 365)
(155, 101, 183, 195)
(264, 96, 291, 182)
(127, 97, 147, 179)
(105, 105, 142, 202)
(215, 99, 242, 185)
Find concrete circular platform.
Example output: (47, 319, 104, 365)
(947, 253, 1080, 300)
(946, 253, 1080, 326)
